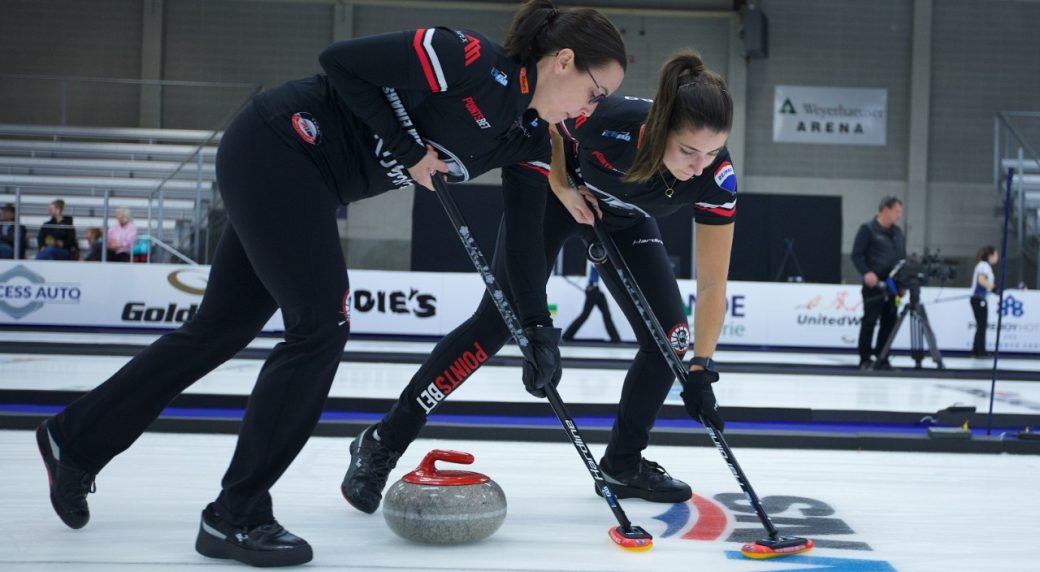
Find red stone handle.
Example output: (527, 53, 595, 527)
(403, 449, 488, 485)
(419, 449, 474, 473)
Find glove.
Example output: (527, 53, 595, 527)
(681, 368, 724, 431)
(522, 326, 562, 398)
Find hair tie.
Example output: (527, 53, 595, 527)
(678, 81, 697, 91)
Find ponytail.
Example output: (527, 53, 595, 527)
(503, 0, 626, 73)
(625, 50, 732, 183)
(976, 245, 996, 263)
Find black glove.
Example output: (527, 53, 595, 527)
(522, 326, 562, 398)
(681, 368, 724, 431)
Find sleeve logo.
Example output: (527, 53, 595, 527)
(463, 34, 481, 66)
(713, 161, 736, 194)
(601, 129, 631, 141)
(291, 112, 322, 145)
(490, 67, 508, 86)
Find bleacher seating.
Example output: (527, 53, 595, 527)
(0, 123, 220, 261)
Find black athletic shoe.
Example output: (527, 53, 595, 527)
(874, 358, 892, 370)
(35, 420, 95, 529)
(340, 425, 403, 514)
(195, 505, 313, 568)
(858, 358, 875, 370)
(595, 458, 692, 503)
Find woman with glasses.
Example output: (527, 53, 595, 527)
(34, 0, 625, 567)
(343, 50, 735, 512)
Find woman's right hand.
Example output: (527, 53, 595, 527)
(408, 145, 450, 191)
(555, 184, 602, 226)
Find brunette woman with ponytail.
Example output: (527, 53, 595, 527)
(542, 50, 735, 502)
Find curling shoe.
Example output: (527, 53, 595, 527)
(36, 420, 95, 529)
(596, 457, 692, 503)
(340, 424, 403, 513)
(195, 504, 313, 567)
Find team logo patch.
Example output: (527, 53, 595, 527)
(490, 67, 508, 86)
(668, 323, 691, 355)
(519, 67, 529, 94)
(291, 112, 322, 145)
(601, 129, 631, 141)
(340, 289, 351, 326)
(463, 34, 481, 66)
(591, 150, 616, 171)
(713, 161, 736, 194)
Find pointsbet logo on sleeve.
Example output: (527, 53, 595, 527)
(0, 265, 82, 320)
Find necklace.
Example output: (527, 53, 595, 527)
(659, 172, 677, 198)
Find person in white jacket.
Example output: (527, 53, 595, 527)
(969, 245, 999, 357)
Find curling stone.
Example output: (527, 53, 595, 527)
(382, 449, 506, 545)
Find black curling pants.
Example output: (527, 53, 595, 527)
(50, 103, 352, 526)
(377, 198, 690, 471)
(970, 296, 988, 355)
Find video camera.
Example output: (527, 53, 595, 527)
(890, 249, 957, 290)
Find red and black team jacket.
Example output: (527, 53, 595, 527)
(251, 26, 554, 326)
(251, 27, 550, 204)
(554, 94, 738, 231)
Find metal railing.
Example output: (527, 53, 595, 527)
(144, 88, 260, 263)
(993, 111, 1040, 287)
(2, 189, 182, 263)
(0, 74, 263, 265)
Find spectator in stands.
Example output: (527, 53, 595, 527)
(969, 245, 999, 358)
(851, 196, 906, 370)
(36, 199, 77, 260)
(106, 207, 137, 263)
(83, 227, 104, 262)
(1, 203, 28, 259)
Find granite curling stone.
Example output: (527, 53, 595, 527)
(382, 449, 507, 545)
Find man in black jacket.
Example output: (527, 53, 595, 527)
(850, 196, 906, 369)
(0, 203, 27, 259)
(35, 199, 76, 260)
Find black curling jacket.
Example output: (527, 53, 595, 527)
(506, 94, 740, 326)
(252, 27, 549, 203)
(251, 27, 555, 326)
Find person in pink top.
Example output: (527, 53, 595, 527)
(106, 207, 138, 262)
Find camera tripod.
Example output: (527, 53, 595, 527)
(875, 284, 944, 369)
(773, 238, 805, 282)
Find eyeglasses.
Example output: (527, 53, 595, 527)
(585, 68, 607, 105)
